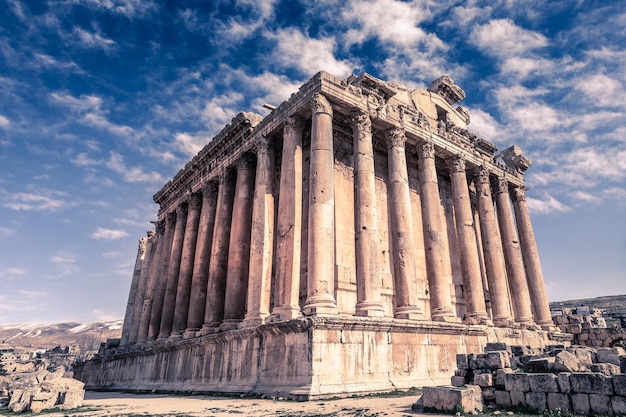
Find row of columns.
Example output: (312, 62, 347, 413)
(121, 93, 553, 347)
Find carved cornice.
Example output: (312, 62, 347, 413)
(311, 93, 333, 116)
(447, 155, 466, 173)
(385, 128, 406, 149)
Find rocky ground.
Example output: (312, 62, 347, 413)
(7, 390, 442, 417)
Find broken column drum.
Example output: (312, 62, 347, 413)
(79, 71, 560, 399)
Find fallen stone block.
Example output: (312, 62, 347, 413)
(527, 357, 555, 372)
(612, 395, 626, 415)
(456, 354, 470, 370)
(423, 385, 483, 413)
(451, 376, 466, 387)
(570, 372, 614, 395)
(528, 373, 559, 393)
(494, 390, 511, 407)
(485, 351, 510, 369)
(620, 355, 626, 373)
(596, 347, 625, 366)
(613, 373, 626, 396)
(494, 368, 512, 388)
(482, 387, 495, 403)
(510, 390, 526, 407)
(485, 342, 509, 352)
(473, 372, 492, 388)
(504, 373, 530, 392)
(547, 392, 571, 412)
(571, 393, 590, 416)
(557, 372, 571, 394)
(589, 362, 621, 375)
(555, 351, 584, 372)
(525, 391, 547, 412)
(588, 393, 611, 416)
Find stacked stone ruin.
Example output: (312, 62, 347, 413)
(419, 342, 626, 415)
(75, 71, 567, 399)
(553, 311, 626, 348)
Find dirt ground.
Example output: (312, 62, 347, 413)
(39, 390, 449, 417)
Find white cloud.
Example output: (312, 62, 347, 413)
(2, 191, 70, 211)
(466, 108, 502, 142)
(50, 253, 79, 276)
(574, 73, 626, 109)
(102, 250, 123, 258)
(91, 227, 129, 240)
(0, 115, 10, 128)
(0, 226, 15, 237)
(3, 267, 27, 276)
(526, 193, 571, 215)
(470, 18, 548, 59)
(71, 0, 158, 18)
(92, 308, 121, 321)
(73, 27, 117, 52)
(71, 152, 101, 166)
(106, 152, 163, 183)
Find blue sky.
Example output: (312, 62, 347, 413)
(1, 0, 624, 325)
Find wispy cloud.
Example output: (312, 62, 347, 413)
(0, 115, 10, 128)
(527, 193, 571, 215)
(2, 190, 72, 211)
(91, 227, 129, 240)
(0, 226, 16, 237)
(72, 27, 117, 52)
(106, 152, 163, 183)
(49, 252, 79, 276)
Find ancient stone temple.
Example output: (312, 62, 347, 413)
(75, 71, 567, 399)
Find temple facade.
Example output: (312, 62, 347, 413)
(75, 72, 567, 398)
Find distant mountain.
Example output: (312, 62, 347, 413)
(0, 320, 123, 351)
(549, 294, 626, 312)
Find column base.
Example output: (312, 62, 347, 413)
(240, 313, 270, 329)
(431, 307, 461, 323)
(394, 305, 423, 320)
(219, 319, 241, 331)
(271, 306, 303, 321)
(355, 301, 385, 318)
(492, 317, 516, 328)
(168, 331, 184, 342)
(183, 328, 200, 339)
(303, 295, 337, 316)
(197, 324, 221, 336)
(462, 312, 492, 326)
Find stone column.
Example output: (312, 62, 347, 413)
(417, 141, 457, 322)
(447, 156, 490, 325)
(221, 154, 256, 330)
(473, 167, 513, 327)
(385, 128, 422, 320)
(170, 192, 202, 339)
(128, 231, 156, 344)
(137, 222, 164, 343)
(303, 93, 337, 315)
(158, 203, 188, 339)
(351, 110, 384, 317)
(148, 212, 176, 340)
(184, 182, 218, 338)
(120, 236, 148, 346)
(199, 170, 236, 334)
(512, 187, 554, 330)
(272, 117, 304, 320)
(493, 178, 534, 325)
(242, 138, 275, 327)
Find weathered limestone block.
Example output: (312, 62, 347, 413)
(451, 376, 466, 387)
(510, 390, 526, 407)
(571, 393, 590, 416)
(589, 363, 621, 375)
(613, 374, 626, 396)
(557, 373, 571, 394)
(482, 387, 495, 402)
(612, 395, 626, 415)
(620, 355, 626, 373)
(8, 388, 31, 413)
(546, 393, 571, 412)
(494, 368, 512, 388)
(527, 357, 555, 372)
(473, 373, 493, 388)
(456, 353, 470, 370)
(473, 351, 510, 370)
(554, 350, 587, 372)
(29, 391, 56, 413)
(568, 346, 596, 364)
(495, 390, 511, 407)
(423, 385, 483, 413)
(525, 391, 547, 411)
(485, 342, 509, 352)
(569, 372, 614, 395)
(596, 347, 625, 366)
(588, 393, 611, 416)
(569, 324, 582, 334)
(528, 373, 559, 393)
(505, 373, 530, 392)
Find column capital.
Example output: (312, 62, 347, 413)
(311, 93, 333, 116)
(188, 192, 202, 210)
(254, 136, 273, 155)
(166, 210, 177, 226)
(175, 203, 188, 218)
(473, 166, 491, 185)
(446, 155, 466, 173)
(418, 140, 435, 159)
(146, 230, 156, 238)
(219, 168, 237, 185)
(237, 153, 256, 171)
(284, 115, 304, 134)
(155, 220, 165, 235)
(350, 109, 371, 132)
(493, 177, 510, 195)
(202, 180, 218, 196)
(512, 186, 526, 202)
(385, 127, 406, 149)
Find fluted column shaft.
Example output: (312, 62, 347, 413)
(128, 231, 156, 344)
(417, 141, 457, 322)
(512, 187, 553, 330)
(242, 139, 275, 327)
(137, 222, 164, 343)
(385, 128, 421, 319)
(448, 156, 490, 324)
(200, 170, 236, 333)
(184, 182, 218, 337)
(120, 236, 148, 346)
(272, 117, 304, 320)
(494, 178, 534, 325)
(351, 111, 384, 317)
(158, 204, 188, 339)
(303, 93, 337, 315)
(148, 212, 176, 340)
(474, 168, 513, 327)
(170, 193, 202, 338)
(221, 155, 256, 330)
